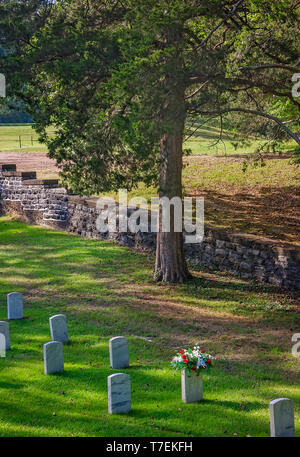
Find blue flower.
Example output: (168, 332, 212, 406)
(197, 357, 206, 369)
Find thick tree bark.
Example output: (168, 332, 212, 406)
(154, 23, 191, 283)
(154, 85, 191, 283)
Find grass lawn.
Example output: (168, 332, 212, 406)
(1, 122, 297, 156)
(184, 122, 298, 156)
(0, 124, 54, 153)
(0, 217, 299, 437)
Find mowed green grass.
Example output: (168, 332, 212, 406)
(102, 156, 299, 203)
(0, 124, 54, 153)
(1, 122, 296, 156)
(184, 123, 298, 156)
(185, 125, 258, 156)
(183, 157, 300, 191)
(0, 123, 246, 155)
(0, 217, 299, 437)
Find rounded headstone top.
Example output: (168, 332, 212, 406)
(43, 340, 63, 348)
(0, 321, 9, 327)
(108, 372, 130, 380)
(269, 398, 291, 405)
(49, 314, 66, 320)
(109, 336, 128, 342)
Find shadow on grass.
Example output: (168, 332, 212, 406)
(188, 185, 300, 243)
(0, 361, 273, 437)
(0, 218, 299, 437)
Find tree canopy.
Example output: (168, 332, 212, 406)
(1, 0, 299, 281)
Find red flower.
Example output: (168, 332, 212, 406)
(201, 350, 205, 353)
(207, 359, 211, 363)
(184, 359, 188, 363)
(180, 349, 184, 354)
(182, 354, 187, 359)
(191, 366, 196, 371)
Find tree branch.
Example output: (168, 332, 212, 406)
(184, 80, 209, 100)
(194, 0, 245, 51)
(239, 64, 300, 73)
(191, 107, 300, 145)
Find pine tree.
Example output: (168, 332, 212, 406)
(1, 0, 299, 282)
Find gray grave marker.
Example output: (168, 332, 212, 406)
(0, 321, 10, 352)
(108, 373, 131, 414)
(181, 370, 203, 403)
(49, 314, 69, 343)
(270, 398, 295, 437)
(7, 292, 24, 320)
(0, 334, 6, 358)
(43, 341, 64, 375)
(0, 73, 5, 98)
(109, 336, 129, 369)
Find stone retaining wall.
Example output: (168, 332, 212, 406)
(1, 164, 299, 290)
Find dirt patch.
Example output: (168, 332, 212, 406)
(193, 185, 300, 244)
(185, 154, 300, 243)
(0, 152, 59, 179)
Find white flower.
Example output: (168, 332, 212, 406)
(173, 356, 183, 363)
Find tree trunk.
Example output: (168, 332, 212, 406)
(154, 85, 191, 283)
(154, 23, 191, 283)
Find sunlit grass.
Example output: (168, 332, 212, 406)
(1, 123, 297, 157)
(0, 217, 299, 437)
(183, 158, 299, 190)
(0, 124, 54, 153)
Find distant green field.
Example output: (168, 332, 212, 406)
(1, 122, 296, 156)
(0, 124, 53, 153)
(184, 123, 297, 156)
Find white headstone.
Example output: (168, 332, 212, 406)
(181, 369, 203, 403)
(49, 314, 69, 343)
(0, 321, 10, 351)
(0, 73, 5, 98)
(108, 373, 131, 414)
(7, 292, 24, 320)
(109, 336, 129, 369)
(43, 341, 64, 375)
(270, 398, 295, 437)
(0, 334, 6, 358)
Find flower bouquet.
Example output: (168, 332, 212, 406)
(170, 346, 214, 403)
(170, 346, 214, 376)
